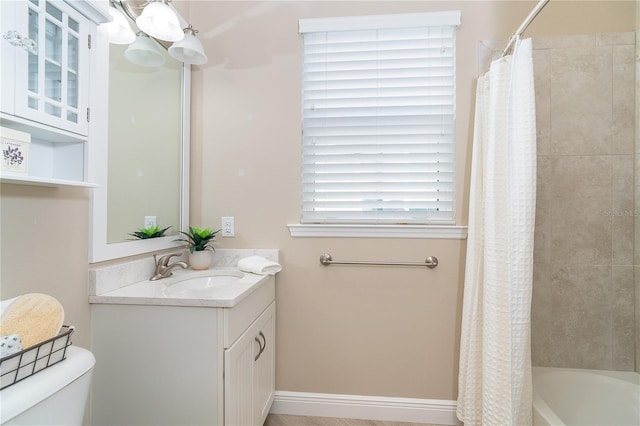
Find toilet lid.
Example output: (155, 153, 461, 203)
(0, 346, 95, 424)
(0, 293, 64, 349)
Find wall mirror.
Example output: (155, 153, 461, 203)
(90, 2, 189, 263)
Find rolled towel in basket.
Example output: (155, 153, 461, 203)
(237, 256, 282, 275)
(0, 334, 22, 358)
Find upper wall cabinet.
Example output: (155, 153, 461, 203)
(2, 0, 92, 135)
(0, 0, 109, 187)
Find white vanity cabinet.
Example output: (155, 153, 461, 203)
(0, 0, 108, 186)
(90, 275, 276, 426)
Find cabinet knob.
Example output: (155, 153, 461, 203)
(254, 331, 266, 361)
(3, 31, 37, 52)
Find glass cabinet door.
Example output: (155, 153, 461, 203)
(13, 0, 90, 135)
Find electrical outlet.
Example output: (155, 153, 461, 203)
(144, 216, 157, 228)
(221, 216, 234, 237)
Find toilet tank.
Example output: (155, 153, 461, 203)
(0, 346, 95, 425)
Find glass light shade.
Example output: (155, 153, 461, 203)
(168, 27, 208, 65)
(104, 6, 135, 44)
(124, 35, 165, 67)
(135, 1, 184, 42)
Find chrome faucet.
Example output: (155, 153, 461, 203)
(150, 253, 188, 281)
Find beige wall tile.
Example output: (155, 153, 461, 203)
(611, 266, 635, 370)
(612, 155, 634, 265)
(636, 27, 640, 375)
(534, 156, 552, 265)
(532, 32, 636, 371)
(531, 264, 553, 366)
(597, 31, 637, 45)
(612, 46, 636, 154)
(550, 156, 612, 265)
(612, 216, 635, 266)
(612, 155, 634, 213)
(635, 154, 640, 265)
(550, 47, 613, 155)
(533, 34, 596, 50)
(550, 265, 613, 369)
(533, 51, 552, 156)
(636, 266, 640, 373)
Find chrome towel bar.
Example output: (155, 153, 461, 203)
(319, 253, 438, 269)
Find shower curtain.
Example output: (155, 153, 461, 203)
(457, 38, 537, 426)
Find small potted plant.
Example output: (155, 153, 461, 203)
(129, 225, 171, 240)
(175, 226, 221, 270)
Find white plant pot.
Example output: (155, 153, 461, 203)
(189, 250, 213, 270)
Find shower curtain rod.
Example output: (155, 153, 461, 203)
(501, 0, 550, 57)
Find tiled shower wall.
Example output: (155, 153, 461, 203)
(530, 32, 637, 371)
(635, 30, 640, 374)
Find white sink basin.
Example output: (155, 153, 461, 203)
(163, 271, 244, 297)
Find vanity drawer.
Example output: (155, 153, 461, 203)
(223, 275, 275, 348)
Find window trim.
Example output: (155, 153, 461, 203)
(288, 223, 467, 239)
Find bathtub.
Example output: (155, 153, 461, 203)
(532, 366, 640, 426)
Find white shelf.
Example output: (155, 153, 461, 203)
(0, 173, 97, 188)
(1, 115, 92, 186)
(0, 113, 87, 143)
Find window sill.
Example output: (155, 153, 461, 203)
(287, 224, 467, 239)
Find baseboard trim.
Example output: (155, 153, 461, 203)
(270, 391, 461, 425)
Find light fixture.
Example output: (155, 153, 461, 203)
(168, 25, 208, 65)
(135, 0, 184, 42)
(124, 33, 165, 67)
(104, 6, 136, 44)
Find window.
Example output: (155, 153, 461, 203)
(298, 12, 460, 227)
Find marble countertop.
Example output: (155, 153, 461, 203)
(89, 267, 272, 308)
(89, 249, 279, 308)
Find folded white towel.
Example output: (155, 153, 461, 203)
(237, 256, 282, 275)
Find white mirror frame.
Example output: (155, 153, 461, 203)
(89, 28, 189, 263)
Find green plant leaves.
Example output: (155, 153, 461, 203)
(175, 226, 221, 252)
(128, 225, 171, 239)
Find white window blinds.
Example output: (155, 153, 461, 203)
(299, 12, 460, 225)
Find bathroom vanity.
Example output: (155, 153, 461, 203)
(89, 259, 276, 426)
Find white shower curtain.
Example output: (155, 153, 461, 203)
(457, 38, 537, 426)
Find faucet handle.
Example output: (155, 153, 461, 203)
(156, 253, 183, 266)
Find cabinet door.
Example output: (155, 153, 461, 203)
(1, 1, 19, 114)
(2, 0, 90, 135)
(253, 303, 275, 426)
(224, 323, 254, 426)
(224, 302, 275, 426)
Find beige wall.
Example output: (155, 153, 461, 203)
(188, 1, 636, 399)
(0, 0, 635, 404)
(0, 185, 92, 349)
